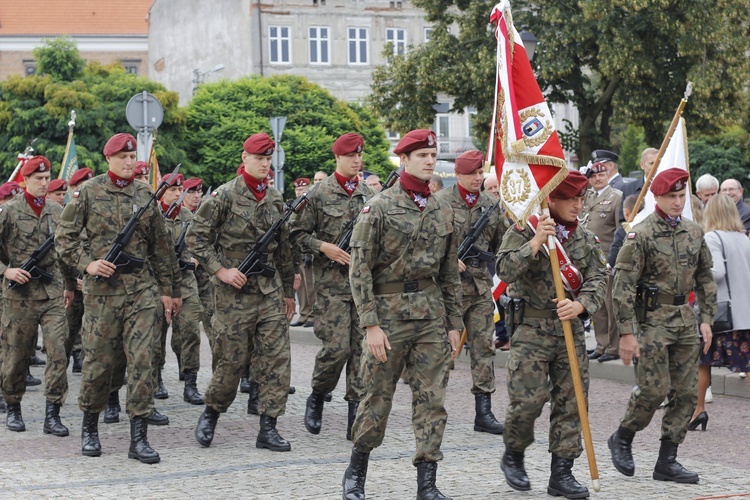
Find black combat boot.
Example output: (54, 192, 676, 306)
(416, 462, 452, 500)
(6, 403, 25, 432)
(81, 412, 101, 457)
(653, 439, 699, 483)
(608, 425, 636, 476)
(0, 394, 6, 414)
(246, 382, 259, 415)
(325, 392, 333, 402)
(154, 369, 168, 399)
(346, 401, 359, 441)
(183, 372, 204, 405)
(304, 391, 326, 435)
(30, 354, 46, 366)
(103, 391, 121, 424)
(43, 400, 69, 437)
(128, 417, 160, 464)
(26, 369, 41, 387)
(501, 449, 530, 491)
(547, 454, 589, 498)
(148, 408, 169, 426)
(240, 365, 251, 393)
(71, 350, 83, 373)
(256, 414, 291, 452)
(473, 392, 504, 434)
(195, 406, 220, 447)
(342, 448, 370, 500)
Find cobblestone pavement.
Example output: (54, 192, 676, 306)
(1, 326, 749, 499)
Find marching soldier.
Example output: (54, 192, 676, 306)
(609, 168, 716, 484)
(46, 179, 68, 206)
(290, 133, 374, 440)
(435, 150, 507, 434)
(290, 177, 316, 328)
(133, 161, 150, 183)
(190, 132, 296, 452)
(56, 133, 179, 463)
(496, 171, 607, 498)
(342, 129, 462, 500)
(0, 156, 75, 436)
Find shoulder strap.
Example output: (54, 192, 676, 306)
(714, 232, 731, 299)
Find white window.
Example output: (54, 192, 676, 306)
(467, 107, 477, 138)
(386, 28, 407, 56)
(424, 27, 433, 43)
(269, 26, 291, 64)
(434, 114, 450, 153)
(309, 26, 330, 64)
(121, 59, 140, 75)
(387, 130, 400, 140)
(348, 27, 369, 65)
(23, 60, 37, 77)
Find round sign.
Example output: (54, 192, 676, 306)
(126, 91, 164, 131)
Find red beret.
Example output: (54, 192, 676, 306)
(0, 182, 22, 200)
(20, 155, 51, 177)
(183, 178, 203, 191)
(48, 179, 68, 193)
(243, 133, 275, 156)
(69, 167, 94, 186)
(103, 133, 137, 157)
(589, 161, 608, 175)
(164, 173, 184, 187)
(266, 168, 274, 180)
(134, 161, 150, 176)
(332, 133, 364, 155)
(455, 150, 484, 174)
(293, 178, 311, 188)
(650, 168, 689, 196)
(551, 170, 589, 199)
(393, 129, 437, 155)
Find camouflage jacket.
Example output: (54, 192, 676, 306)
(186, 176, 294, 298)
(435, 184, 506, 299)
(0, 196, 76, 300)
(164, 206, 199, 299)
(349, 182, 463, 331)
(56, 174, 178, 297)
(290, 173, 374, 295)
(612, 212, 717, 335)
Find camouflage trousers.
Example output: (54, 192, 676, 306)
(168, 290, 202, 374)
(0, 298, 71, 405)
(620, 324, 699, 444)
(297, 261, 315, 323)
(67, 289, 84, 353)
(459, 292, 496, 394)
(504, 318, 589, 460)
(204, 286, 290, 417)
(195, 267, 216, 370)
(79, 288, 157, 418)
(311, 292, 364, 401)
(352, 317, 451, 465)
(592, 274, 618, 355)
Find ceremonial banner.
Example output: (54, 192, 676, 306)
(148, 147, 160, 191)
(60, 135, 79, 204)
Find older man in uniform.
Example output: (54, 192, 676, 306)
(590, 149, 623, 192)
(291, 133, 374, 440)
(0, 156, 75, 436)
(609, 168, 717, 484)
(436, 150, 507, 434)
(290, 178, 316, 328)
(56, 133, 178, 463)
(496, 171, 607, 498)
(190, 132, 296, 452)
(342, 129, 462, 500)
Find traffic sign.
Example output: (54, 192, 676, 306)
(126, 91, 164, 131)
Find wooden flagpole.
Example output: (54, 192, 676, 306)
(59, 110, 76, 179)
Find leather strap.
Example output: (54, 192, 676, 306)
(373, 278, 434, 295)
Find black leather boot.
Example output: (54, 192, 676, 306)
(653, 439, 699, 483)
(416, 462, 452, 500)
(195, 406, 220, 447)
(43, 400, 69, 437)
(240, 365, 251, 393)
(71, 350, 83, 373)
(103, 391, 121, 424)
(148, 408, 169, 426)
(6, 403, 25, 432)
(183, 372, 204, 405)
(81, 411, 101, 457)
(547, 454, 589, 498)
(346, 401, 359, 441)
(608, 425, 636, 476)
(154, 369, 168, 399)
(30, 354, 46, 366)
(246, 382, 259, 415)
(128, 417, 160, 464)
(501, 449, 530, 491)
(26, 369, 41, 387)
(473, 392, 504, 434)
(342, 448, 369, 500)
(304, 391, 326, 435)
(256, 414, 291, 452)
(324, 392, 333, 402)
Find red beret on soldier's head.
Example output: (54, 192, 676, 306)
(454, 150, 484, 174)
(243, 133, 275, 156)
(134, 161, 150, 177)
(103, 133, 137, 157)
(550, 170, 589, 199)
(164, 173, 184, 187)
(589, 161, 608, 175)
(266, 168, 274, 181)
(48, 179, 68, 193)
(69, 167, 94, 187)
(183, 178, 203, 191)
(20, 155, 51, 177)
(293, 178, 311, 188)
(0, 182, 22, 200)
(393, 129, 437, 155)
(650, 168, 690, 196)
(332, 133, 364, 155)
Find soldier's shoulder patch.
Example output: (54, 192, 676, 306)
(211, 191, 218, 197)
(627, 232, 636, 239)
(362, 206, 370, 214)
(595, 235, 601, 243)
(73, 191, 80, 198)
(0, 208, 3, 213)
(598, 249, 607, 265)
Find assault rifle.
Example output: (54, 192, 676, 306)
(196, 186, 212, 212)
(457, 198, 502, 275)
(174, 221, 193, 271)
(164, 188, 189, 219)
(8, 234, 55, 292)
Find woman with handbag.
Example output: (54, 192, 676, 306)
(691, 193, 750, 431)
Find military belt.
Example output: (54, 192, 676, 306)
(656, 293, 688, 306)
(523, 307, 557, 320)
(374, 278, 434, 294)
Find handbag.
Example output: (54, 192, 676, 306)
(712, 233, 734, 334)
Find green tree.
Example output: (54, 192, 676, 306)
(33, 37, 85, 82)
(184, 75, 392, 198)
(690, 126, 750, 192)
(615, 125, 648, 177)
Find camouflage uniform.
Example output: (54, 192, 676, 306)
(56, 174, 178, 418)
(349, 182, 463, 465)
(193, 266, 215, 368)
(496, 221, 606, 459)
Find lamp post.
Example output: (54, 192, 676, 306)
(192, 64, 225, 95)
(518, 26, 538, 62)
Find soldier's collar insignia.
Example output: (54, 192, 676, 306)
(414, 193, 428, 208)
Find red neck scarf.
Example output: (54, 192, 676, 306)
(107, 170, 134, 189)
(242, 170, 268, 201)
(655, 206, 681, 227)
(457, 183, 480, 208)
(334, 171, 359, 196)
(400, 172, 431, 211)
(549, 209, 578, 244)
(23, 189, 45, 217)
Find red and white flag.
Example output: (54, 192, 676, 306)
(489, 1, 568, 224)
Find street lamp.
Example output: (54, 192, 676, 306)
(192, 64, 225, 95)
(518, 26, 538, 62)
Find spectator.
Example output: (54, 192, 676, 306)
(695, 174, 719, 206)
(607, 194, 641, 268)
(483, 175, 500, 199)
(619, 147, 658, 221)
(365, 174, 382, 192)
(719, 179, 750, 231)
(314, 171, 328, 184)
(428, 174, 443, 194)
